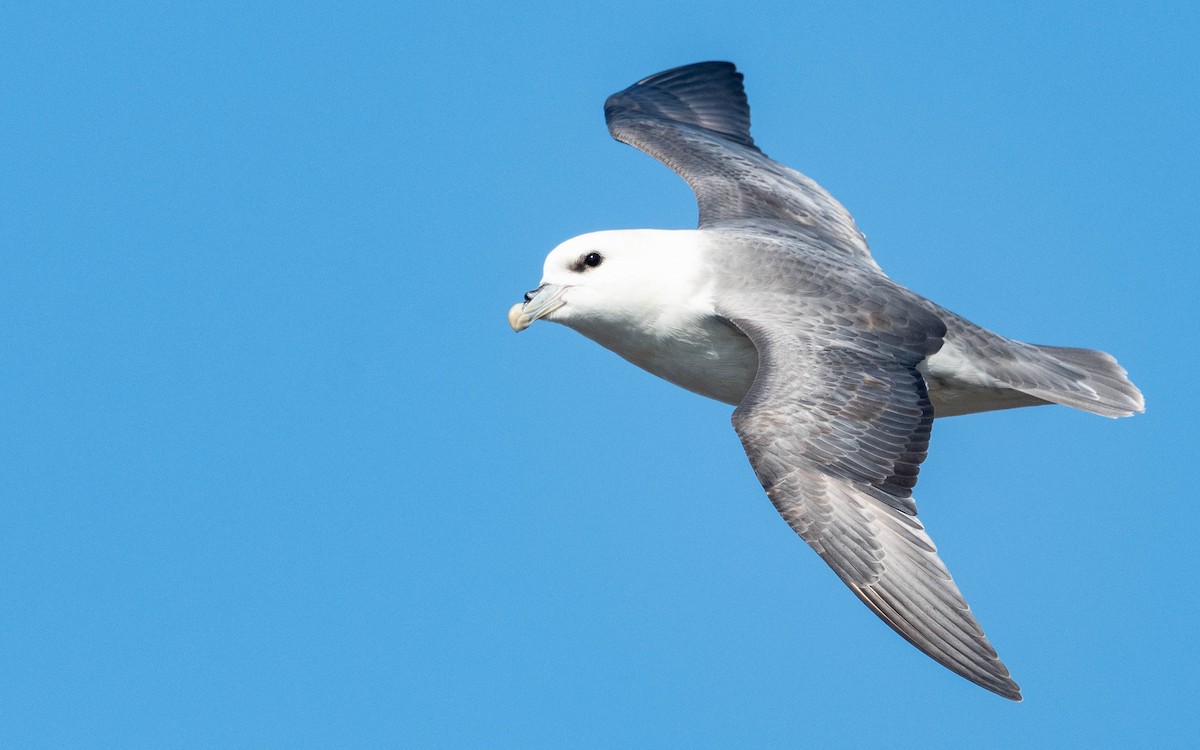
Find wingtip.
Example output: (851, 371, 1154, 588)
(632, 60, 740, 86)
(988, 674, 1023, 702)
(605, 61, 759, 152)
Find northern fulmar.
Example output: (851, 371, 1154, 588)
(507, 61, 1144, 700)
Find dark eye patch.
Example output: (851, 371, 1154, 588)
(570, 251, 604, 272)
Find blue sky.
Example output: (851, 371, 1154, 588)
(3, 0, 1198, 746)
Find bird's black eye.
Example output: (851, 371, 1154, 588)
(569, 251, 604, 273)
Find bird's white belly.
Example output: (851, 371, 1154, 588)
(576, 313, 759, 405)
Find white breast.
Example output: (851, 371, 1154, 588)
(572, 307, 758, 405)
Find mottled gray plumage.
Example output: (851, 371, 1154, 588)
(512, 62, 1143, 701)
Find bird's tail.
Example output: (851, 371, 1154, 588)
(935, 310, 1145, 418)
(1006, 343, 1145, 418)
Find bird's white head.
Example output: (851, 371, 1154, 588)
(508, 229, 708, 335)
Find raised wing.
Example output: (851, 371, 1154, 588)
(722, 309, 1022, 700)
(604, 62, 873, 263)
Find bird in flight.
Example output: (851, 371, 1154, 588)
(508, 61, 1143, 700)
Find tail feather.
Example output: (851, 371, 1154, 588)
(935, 313, 1145, 419)
(1012, 344, 1145, 418)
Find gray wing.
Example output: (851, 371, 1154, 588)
(604, 62, 875, 265)
(721, 306, 1022, 700)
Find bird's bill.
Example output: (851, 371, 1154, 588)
(508, 283, 567, 332)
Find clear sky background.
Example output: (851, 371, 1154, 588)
(3, 1, 1198, 747)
